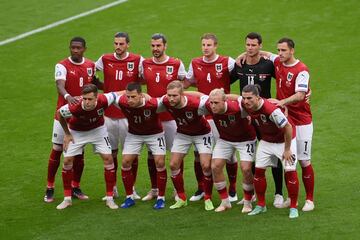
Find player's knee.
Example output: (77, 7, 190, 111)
(63, 157, 73, 166)
(103, 155, 113, 165)
(52, 143, 63, 151)
(211, 161, 222, 174)
(299, 160, 311, 168)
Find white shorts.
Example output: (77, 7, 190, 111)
(105, 117, 128, 150)
(193, 119, 219, 153)
(171, 132, 213, 154)
(255, 138, 298, 171)
(208, 119, 220, 142)
(296, 123, 313, 161)
(212, 138, 256, 162)
(162, 120, 176, 151)
(123, 132, 166, 156)
(52, 119, 65, 145)
(64, 125, 112, 157)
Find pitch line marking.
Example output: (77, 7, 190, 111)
(0, 0, 128, 46)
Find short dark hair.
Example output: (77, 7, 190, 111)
(242, 84, 261, 96)
(201, 33, 218, 45)
(82, 84, 98, 95)
(246, 32, 262, 44)
(114, 32, 130, 43)
(278, 37, 295, 49)
(126, 82, 142, 93)
(70, 37, 86, 47)
(151, 33, 167, 44)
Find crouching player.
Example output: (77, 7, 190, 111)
(160, 81, 214, 211)
(242, 84, 300, 218)
(116, 82, 167, 210)
(56, 84, 118, 210)
(201, 89, 257, 213)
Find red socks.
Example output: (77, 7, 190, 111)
(132, 156, 139, 184)
(157, 169, 167, 197)
(72, 154, 84, 188)
(203, 174, 213, 200)
(226, 162, 238, 193)
(104, 165, 116, 197)
(121, 167, 134, 196)
(147, 156, 157, 189)
(302, 164, 314, 201)
(253, 168, 267, 207)
(214, 181, 228, 200)
(47, 149, 62, 187)
(62, 167, 73, 197)
(194, 160, 204, 192)
(171, 170, 186, 200)
(285, 171, 299, 208)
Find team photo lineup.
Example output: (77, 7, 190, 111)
(45, 31, 315, 219)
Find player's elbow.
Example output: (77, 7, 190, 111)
(297, 92, 306, 101)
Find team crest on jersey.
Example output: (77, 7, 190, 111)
(127, 62, 134, 71)
(185, 111, 193, 119)
(215, 63, 222, 72)
(228, 115, 236, 122)
(97, 108, 104, 116)
(259, 74, 267, 81)
(166, 66, 174, 74)
(287, 72, 294, 81)
(144, 109, 151, 118)
(87, 68, 93, 76)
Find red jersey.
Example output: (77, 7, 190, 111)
(272, 56, 312, 125)
(54, 57, 95, 119)
(96, 52, 142, 119)
(142, 56, 186, 121)
(205, 98, 256, 142)
(161, 95, 210, 136)
(116, 95, 163, 135)
(243, 98, 295, 143)
(187, 55, 235, 95)
(59, 93, 116, 131)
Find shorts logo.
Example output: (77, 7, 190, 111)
(97, 108, 104, 116)
(287, 72, 294, 81)
(185, 111, 193, 119)
(127, 62, 134, 71)
(166, 66, 174, 74)
(215, 63, 222, 72)
(87, 68, 93, 76)
(144, 109, 151, 118)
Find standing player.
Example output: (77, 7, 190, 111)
(159, 81, 214, 211)
(116, 82, 167, 209)
(95, 32, 143, 199)
(203, 89, 257, 213)
(184, 33, 239, 202)
(141, 33, 187, 201)
(241, 85, 300, 219)
(44, 37, 94, 203)
(231, 32, 285, 208)
(260, 38, 315, 211)
(56, 84, 118, 210)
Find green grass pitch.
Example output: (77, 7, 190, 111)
(0, 0, 359, 239)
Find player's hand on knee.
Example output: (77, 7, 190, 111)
(283, 150, 295, 166)
(63, 134, 74, 152)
